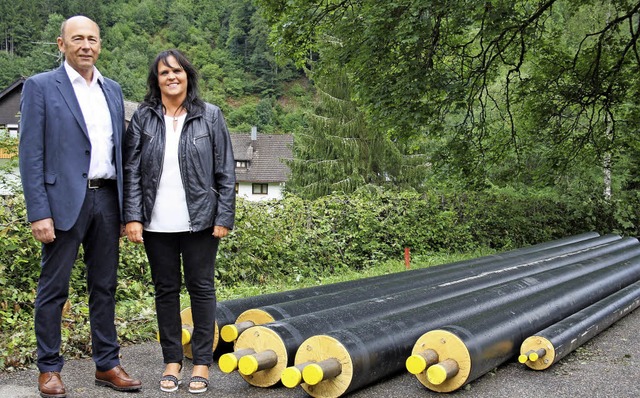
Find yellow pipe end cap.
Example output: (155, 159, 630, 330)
(238, 355, 259, 376)
(529, 352, 539, 362)
(281, 367, 303, 388)
(181, 328, 192, 345)
(220, 325, 239, 342)
(518, 354, 529, 364)
(302, 363, 324, 386)
(218, 353, 240, 374)
(427, 364, 448, 385)
(406, 354, 428, 375)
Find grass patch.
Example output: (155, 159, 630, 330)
(216, 249, 492, 300)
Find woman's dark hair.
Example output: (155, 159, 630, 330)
(143, 49, 204, 111)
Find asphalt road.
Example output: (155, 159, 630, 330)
(1, 304, 639, 398)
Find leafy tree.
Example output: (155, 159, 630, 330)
(23, 13, 64, 75)
(226, 0, 254, 61)
(0, 53, 24, 88)
(257, 0, 640, 194)
(255, 97, 275, 132)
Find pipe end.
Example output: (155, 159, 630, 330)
(218, 353, 240, 374)
(220, 325, 239, 343)
(406, 355, 428, 375)
(427, 364, 448, 385)
(302, 363, 324, 386)
(181, 328, 192, 345)
(238, 355, 259, 376)
(281, 366, 303, 388)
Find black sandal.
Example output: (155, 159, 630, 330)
(188, 376, 209, 394)
(160, 363, 183, 393)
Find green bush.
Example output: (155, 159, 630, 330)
(1, 184, 636, 371)
(216, 187, 633, 286)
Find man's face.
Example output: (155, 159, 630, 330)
(57, 16, 101, 78)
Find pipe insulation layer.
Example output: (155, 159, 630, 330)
(219, 233, 610, 345)
(412, 253, 640, 392)
(293, 240, 640, 397)
(520, 278, 640, 370)
(228, 238, 635, 387)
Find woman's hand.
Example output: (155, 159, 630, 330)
(213, 225, 229, 239)
(125, 221, 144, 243)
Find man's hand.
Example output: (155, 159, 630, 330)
(31, 218, 56, 244)
(125, 221, 144, 243)
(213, 225, 229, 239)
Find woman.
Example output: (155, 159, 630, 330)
(123, 49, 235, 393)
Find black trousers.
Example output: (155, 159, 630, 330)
(143, 228, 219, 366)
(35, 184, 121, 372)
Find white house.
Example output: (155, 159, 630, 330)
(231, 127, 293, 201)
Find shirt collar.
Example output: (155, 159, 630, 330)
(63, 61, 104, 86)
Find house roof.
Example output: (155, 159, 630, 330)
(0, 78, 26, 126)
(0, 77, 25, 100)
(231, 133, 293, 183)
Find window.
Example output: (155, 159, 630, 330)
(236, 161, 248, 168)
(6, 124, 18, 138)
(252, 183, 268, 195)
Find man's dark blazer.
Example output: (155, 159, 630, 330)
(19, 65, 125, 231)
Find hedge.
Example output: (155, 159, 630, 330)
(0, 186, 637, 370)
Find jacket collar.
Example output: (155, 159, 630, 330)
(55, 66, 89, 138)
(149, 102, 205, 123)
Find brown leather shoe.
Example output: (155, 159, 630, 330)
(38, 371, 66, 398)
(95, 365, 142, 391)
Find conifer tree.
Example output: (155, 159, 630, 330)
(286, 69, 426, 199)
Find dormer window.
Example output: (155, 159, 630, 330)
(236, 161, 248, 168)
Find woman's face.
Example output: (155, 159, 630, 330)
(157, 55, 188, 102)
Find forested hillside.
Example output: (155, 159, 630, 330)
(0, 0, 310, 134)
(2, 0, 640, 210)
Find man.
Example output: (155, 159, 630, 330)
(19, 15, 142, 398)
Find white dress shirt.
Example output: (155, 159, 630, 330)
(63, 61, 116, 180)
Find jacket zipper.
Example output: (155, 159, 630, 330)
(178, 115, 194, 232)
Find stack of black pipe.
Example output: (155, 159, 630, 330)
(211, 232, 603, 353)
(194, 232, 640, 397)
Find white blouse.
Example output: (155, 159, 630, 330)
(146, 114, 191, 232)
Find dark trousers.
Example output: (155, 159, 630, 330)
(143, 228, 218, 366)
(35, 184, 121, 372)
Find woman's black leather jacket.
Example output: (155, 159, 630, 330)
(123, 102, 235, 232)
